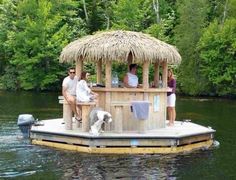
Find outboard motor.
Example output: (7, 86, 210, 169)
(17, 114, 35, 138)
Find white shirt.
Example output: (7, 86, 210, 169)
(62, 76, 78, 96)
(127, 72, 138, 87)
(76, 80, 92, 102)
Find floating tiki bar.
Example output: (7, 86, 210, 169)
(60, 30, 181, 132)
(30, 30, 215, 154)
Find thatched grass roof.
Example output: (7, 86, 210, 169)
(60, 30, 181, 64)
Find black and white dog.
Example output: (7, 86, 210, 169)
(89, 107, 112, 136)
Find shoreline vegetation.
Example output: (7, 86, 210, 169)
(0, 0, 235, 96)
(0, 89, 235, 100)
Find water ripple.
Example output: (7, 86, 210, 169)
(0, 170, 36, 178)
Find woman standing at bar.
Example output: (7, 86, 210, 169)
(167, 69, 176, 126)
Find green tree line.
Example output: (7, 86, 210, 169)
(0, 0, 235, 96)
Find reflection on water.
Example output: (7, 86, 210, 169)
(0, 91, 236, 179)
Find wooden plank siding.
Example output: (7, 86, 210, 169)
(30, 131, 213, 147)
(93, 88, 167, 132)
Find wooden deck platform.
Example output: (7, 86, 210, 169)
(30, 119, 215, 154)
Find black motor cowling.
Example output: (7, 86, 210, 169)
(17, 114, 35, 138)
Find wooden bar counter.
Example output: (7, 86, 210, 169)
(92, 87, 168, 132)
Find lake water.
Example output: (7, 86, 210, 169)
(0, 91, 235, 179)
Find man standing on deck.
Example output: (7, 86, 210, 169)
(123, 64, 139, 88)
(62, 67, 80, 120)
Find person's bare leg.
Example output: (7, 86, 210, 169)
(67, 96, 79, 118)
(173, 107, 176, 122)
(77, 105, 82, 120)
(167, 107, 172, 126)
(94, 98, 99, 107)
(92, 94, 99, 107)
(71, 102, 79, 117)
(169, 107, 175, 126)
(76, 105, 81, 119)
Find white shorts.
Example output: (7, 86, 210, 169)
(167, 94, 176, 107)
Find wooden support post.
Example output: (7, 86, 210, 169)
(114, 106, 123, 133)
(162, 61, 168, 128)
(142, 61, 149, 89)
(162, 62, 168, 88)
(97, 60, 102, 84)
(81, 104, 93, 132)
(105, 61, 111, 114)
(141, 61, 149, 131)
(143, 61, 150, 101)
(76, 59, 83, 128)
(105, 61, 111, 88)
(105, 61, 112, 131)
(63, 103, 73, 130)
(154, 62, 159, 88)
(127, 52, 133, 71)
(76, 59, 83, 78)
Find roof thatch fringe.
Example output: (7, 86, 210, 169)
(60, 30, 181, 64)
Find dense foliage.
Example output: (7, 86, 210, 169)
(0, 0, 235, 96)
(198, 19, 236, 96)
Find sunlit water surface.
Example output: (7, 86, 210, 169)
(0, 91, 235, 179)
